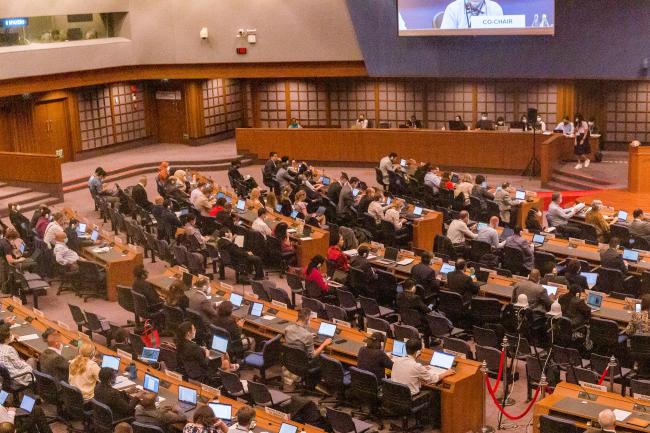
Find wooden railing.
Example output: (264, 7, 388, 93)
(539, 134, 574, 184)
(0, 152, 63, 196)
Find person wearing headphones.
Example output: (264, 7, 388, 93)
(441, 0, 503, 29)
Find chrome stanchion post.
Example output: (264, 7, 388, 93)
(480, 360, 495, 433)
(608, 355, 617, 393)
(539, 373, 548, 399)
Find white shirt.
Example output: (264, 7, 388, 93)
(391, 355, 442, 395)
(383, 208, 403, 230)
(252, 217, 272, 238)
(53, 241, 80, 266)
(424, 172, 441, 192)
(441, 0, 504, 30)
(354, 118, 368, 129)
(189, 188, 203, 207)
(43, 221, 64, 247)
(379, 156, 394, 183)
(447, 219, 477, 244)
(477, 225, 505, 249)
(368, 201, 388, 223)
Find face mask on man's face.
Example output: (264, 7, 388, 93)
(481, 116, 487, 121)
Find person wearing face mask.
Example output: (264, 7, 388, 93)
(573, 112, 591, 169)
(441, 0, 503, 29)
(34, 207, 52, 240)
(39, 328, 69, 384)
(519, 115, 531, 131)
(475, 112, 494, 130)
(353, 114, 368, 129)
(535, 115, 546, 132)
(0, 324, 34, 387)
(390, 338, 455, 428)
(53, 231, 87, 272)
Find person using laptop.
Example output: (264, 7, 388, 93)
(624, 294, 650, 336)
(504, 226, 534, 271)
(397, 279, 431, 334)
(337, 176, 359, 215)
(562, 258, 589, 293)
(474, 112, 494, 130)
(410, 251, 438, 301)
(187, 276, 220, 325)
(215, 301, 256, 352)
(447, 210, 477, 246)
(546, 192, 582, 238)
(357, 332, 392, 380)
(424, 165, 442, 194)
(175, 322, 235, 383)
(511, 269, 553, 314)
(215, 202, 237, 232)
(383, 199, 409, 236)
(209, 197, 228, 218)
(0, 396, 53, 433)
(349, 245, 378, 297)
(557, 284, 591, 330)
(367, 192, 390, 223)
(135, 391, 187, 433)
(493, 182, 514, 225)
(391, 338, 455, 396)
(477, 216, 506, 250)
(251, 208, 272, 239)
(585, 200, 610, 243)
(600, 237, 628, 273)
(183, 405, 229, 433)
(446, 259, 480, 304)
(630, 208, 650, 242)
(285, 308, 331, 359)
(274, 223, 297, 266)
(94, 367, 141, 420)
(454, 174, 473, 207)
(227, 405, 256, 433)
(217, 228, 265, 280)
(0, 325, 34, 389)
(379, 153, 398, 186)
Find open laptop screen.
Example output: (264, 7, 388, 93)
(429, 351, 455, 369)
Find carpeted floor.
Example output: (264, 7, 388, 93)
(12, 139, 630, 433)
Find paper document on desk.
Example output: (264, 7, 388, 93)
(287, 229, 297, 234)
(397, 258, 415, 266)
(300, 236, 312, 241)
(16, 334, 39, 342)
(113, 376, 136, 390)
(613, 409, 631, 422)
(262, 315, 276, 321)
(92, 247, 111, 253)
(367, 254, 377, 260)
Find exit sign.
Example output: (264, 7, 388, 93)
(236, 47, 247, 55)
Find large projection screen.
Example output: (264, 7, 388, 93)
(398, 0, 555, 36)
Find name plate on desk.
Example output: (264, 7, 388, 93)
(264, 407, 290, 420)
(333, 319, 351, 328)
(271, 300, 288, 309)
(399, 249, 415, 257)
(634, 393, 650, 403)
(580, 381, 607, 392)
(32, 308, 44, 318)
(117, 349, 132, 360)
(568, 238, 586, 247)
(56, 321, 71, 331)
(544, 233, 556, 239)
(166, 371, 183, 381)
(443, 349, 466, 359)
(201, 383, 220, 397)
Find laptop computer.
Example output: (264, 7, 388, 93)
(182, 271, 193, 288)
(580, 272, 598, 289)
(385, 197, 392, 206)
(532, 233, 546, 247)
(542, 285, 558, 297)
(439, 263, 455, 279)
(143, 373, 160, 393)
(405, 206, 424, 219)
(249, 302, 264, 318)
(230, 293, 244, 309)
(0, 390, 8, 406)
(209, 403, 234, 426)
(235, 199, 246, 213)
(19, 243, 25, 254)
(217, 192, 225, 199)
(586, 292, 603, 312)
(623, 249, 640, 262)
(428, 351, 455, 376)
(275, 204, 282, 213)
(101, 355, 120, 371)
(140, 347, 160, 363)
(476, 222, 488, 232)
(448, 120, 465, 131)
(515, 190, 526, 201)
(617, 210, 628, 222)
(290, 210, 299, 219)
(90, 229, 100, 242)
(209, 335, 229, 359)
(177, 385, 198, 412)
(352, 188, 360, 197)
(279, 423, 299, 433)
(376, 247, 399, 265)
(315, 322, 337, 344)
(320, 176, 331, 186)
(474, 269, 490, 283)
(391, 340, 406, 357)
(16, 394, 35, 416)
(77, 222, 88, 237)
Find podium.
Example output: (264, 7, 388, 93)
(628, 144, 650, 193)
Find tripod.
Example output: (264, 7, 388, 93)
(522, 124, 541, 178)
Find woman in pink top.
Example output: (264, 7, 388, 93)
(305, 255, 329, 294)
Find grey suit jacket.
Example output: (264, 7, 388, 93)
(338, 183, 354, 213)
(187, 289, 218, 325)
(630, 219, 650, 240)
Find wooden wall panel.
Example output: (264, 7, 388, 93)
(0, 152, 61, 184)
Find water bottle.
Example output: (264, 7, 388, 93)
(540, 14, 549, 27)
(531, 14, 539, 27)
(127, 362, 137, 380)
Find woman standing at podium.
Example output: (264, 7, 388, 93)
(573, 113, 591, 169)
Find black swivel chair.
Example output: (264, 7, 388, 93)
(282, 344, 322, 394)
(91, 399, 133, 433)
(381, 379, 431, 432)
(319, 354, 351, 405)
(538, 414, 579, 433)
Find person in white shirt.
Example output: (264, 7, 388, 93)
(477, 216, 505, 249)
(191, 184, 214, 217)
(424, 166, 441, 193)
(0, 324, 33, 387)
(441, 0, 503, 30)
(353, 114, 369, 129)
(251, 208, 272, 238)
(545, 192, 582, 238)
(43, 212, 65, 248)
(554, 116, 574, 136)
(391, 338, 455, 395)
(383, 200, 406, 230)
(535, 115, 546, 132)
(379, 153, 398, 185)
(447, 210, 477, 245)
(368, 193, 390, 223)
(53, 232, 86, 270)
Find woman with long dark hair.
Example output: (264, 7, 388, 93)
(573, 113, 591, 169)
(305, 255, 328, 294)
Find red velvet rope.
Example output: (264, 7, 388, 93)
(597, 366, 609, 385)
(485, 376, 541, 420)
(486, 348, 506, 394)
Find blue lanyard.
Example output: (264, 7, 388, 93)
(465, 0, 487, 28)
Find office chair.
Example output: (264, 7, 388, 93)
(282, 344, 323, 395)
(132, 422, 166, 433)
(285, 272, 304, 306)
(90, 399, 133, 433)
(319, 354, 351, 405)
(60, 381, 93, 432)
(538, 414, 579, 433)
(381, 379, 430, 432)
(248, 380, 292, 409)
(244, 334, 282, 383)
(502, 246, 527, 276)
(219, 368, 250, 402)
(442, 337, 473, 360)
(326, 407, 374, 433)
(470, 297, 503, 325)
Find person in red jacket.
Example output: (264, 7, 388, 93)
(327, 235, 349, 271)
(305, 255, 329, 294)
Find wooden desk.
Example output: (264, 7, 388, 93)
(237, 128, 570, 178)
(629, 144, 650, 193)
(149, 267, 484, 433)
(1, 297, 326, 433)
(82, 243, 143, 301)
(518, 197, 543, 229)
(534, 382, 650, 433)
(404, 204, 443, 251)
